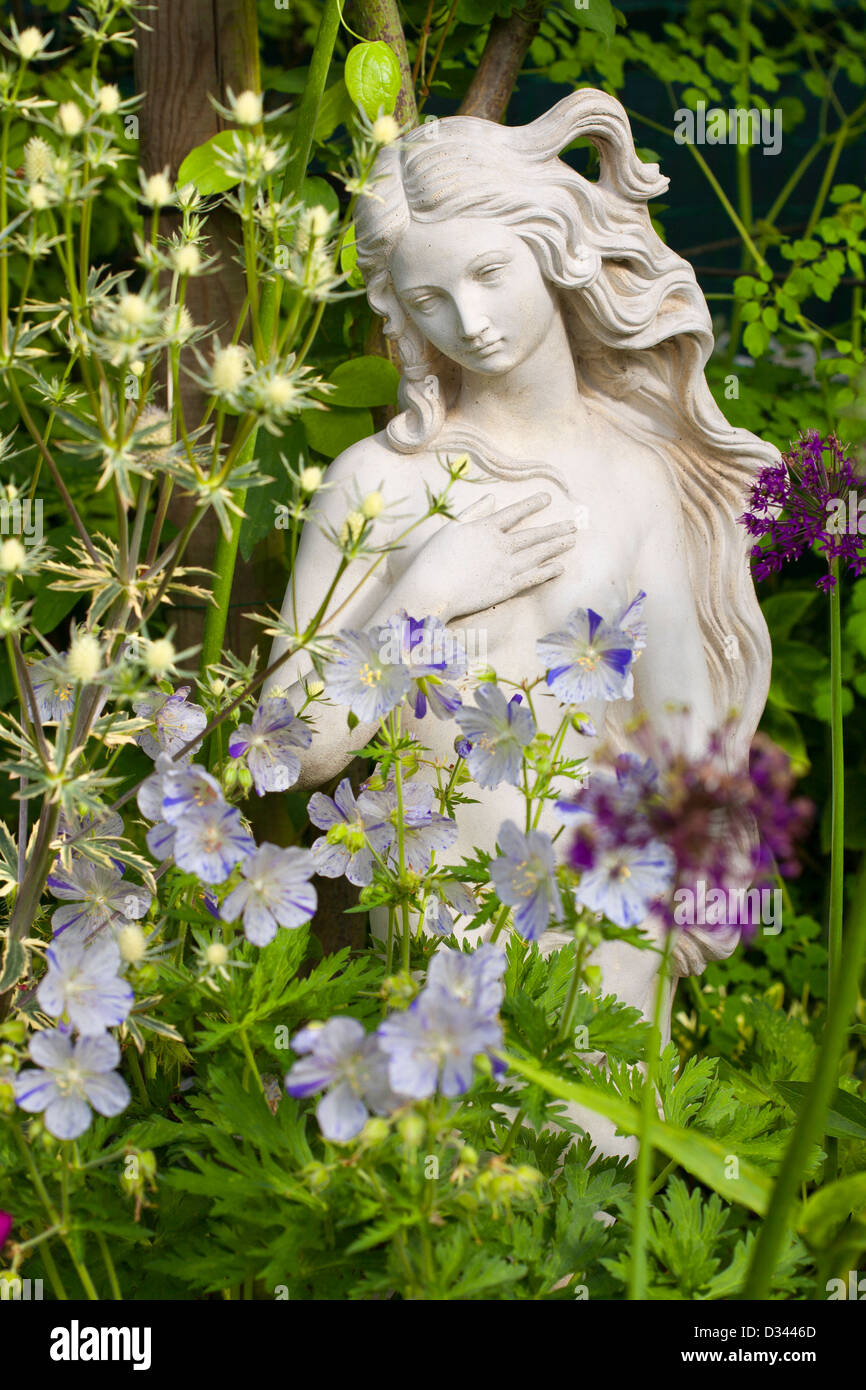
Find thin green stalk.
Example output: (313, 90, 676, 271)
(628, 937, 672, 1300)
(96, 1231, 123, 1300)
(828, 560, 844, 1007)
(240, 1029, 264, 1094)
(744, 856, 866, 1298)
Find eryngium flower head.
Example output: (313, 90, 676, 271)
(740, 430, 866, 591)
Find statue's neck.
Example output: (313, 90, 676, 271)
(454, 310, 588, 443)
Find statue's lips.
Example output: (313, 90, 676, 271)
(467, 337, 504, 359)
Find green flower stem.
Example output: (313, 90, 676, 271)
(390, 709, 412, 971)
(96, 1231, 123, 1301)
(240, 1028, 264, 1094)
(13, 1128, 99, 1300)
(745, 854, 866, 1298)
(828, 560, 845, 1007)
(628, 935, 672, 1301)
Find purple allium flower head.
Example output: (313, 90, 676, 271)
(14, 1030, 130, 1139)
(285, 1017, 398, 1141)
(356, 780, 458, 873)
(453, 684, 535, 788)
(379, 611, 467, 720)
(220, 843, 317, 945)
(322, 627, 411, 722)
(488, 820, 563, 941)
(47, 858, 152, 940)
(537, 600, 639, 705)
(378, 988, 503, 1099)
(740, 431, 866, 591)
(172, 801, 254, 884)
(37, 934, 133, 1034)
(133, 685, 207, 759)
(307, 777, 394, 886)
(228, 696, 311, 795)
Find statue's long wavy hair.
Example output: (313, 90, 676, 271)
(354, 90, 775, 764)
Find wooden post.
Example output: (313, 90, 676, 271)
(134, 0, 261, 656)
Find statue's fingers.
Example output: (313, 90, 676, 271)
(510, 520, 577, 552)
(509, 561, 564, 594)
(493, 492, 552, 531)
(456, 493, 496, 520)
(513, 536, 576, 571)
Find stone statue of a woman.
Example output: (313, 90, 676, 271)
(266, 90, 776, 1155)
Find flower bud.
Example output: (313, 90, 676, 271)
(98, 84, 121, 115)
(211, 344, 247, 395)
(372, 115, 400, 145)
(172, 244, 201, 276)
(299, 466, 323, 493)
(58, 102, 84, 136)
(144, 637, 176, 678)
(361, 491, 384, 519)
(27, 184, 49, 210)
(206, 942, 228, 967)
(262, 375, 297, 410)
(0, 538, 27, 573)
(397, 1113, 425, 1148)
(66, 632, 102, 683)
(305, 678, 325, 698)
(234, 90, 263, 126)
(301, 1161, 330, 1191)
(143, 171, 173, 207)
(117, 923, 148, 964)
(16, 27, 46, 60)
(119, 293, 150, 327)
(23, 136, 53, 182)
(361, 1117, 390, 1145)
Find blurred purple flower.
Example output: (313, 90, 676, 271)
(228, 696, 311, 795)
(14, 1030, 130, 1140)
(453, 685, 535, 789)
(220, 843, 317, 946)
(488, 820, 563, 941)
(0, 1212, 11, 1248)
(28, 657, 77, 723)
(426, 942, 506, 1018)
(422, 880, 479, 937)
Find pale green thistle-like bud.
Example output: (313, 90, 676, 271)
(23, 136, 53, 182)
(66, 632, 102, 682)
(211, 344, 248, 395)
(58, 102, 84, 136)
(0, 538, 27, 573)
(372, 115, 400, 145)
(97, 84, 121, 114)
(361, 491, 383, 519)
(233, 90, 263, 126)
(299, 466, 323, 493)
(144, 637, 176, 678)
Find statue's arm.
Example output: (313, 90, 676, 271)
(262, 436, 432, 788)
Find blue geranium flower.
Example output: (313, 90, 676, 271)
(537, 596, 643, 705)
(172, 802, 254, 884)
(379, 612, 466, 720)
(453, 684, 535, 788)
(228, 696, 311, 795)
(285, 1018, 399, 1142)
(220, 843, 317, 946)
(307, 777, 394, 886)
(37, 934, 133, 1034)
(377, 987, 503, 1100)
(322, 627, 410, 723)
(357, 780, 458, 873)
(14, 1030, 130, 1140)
(133, 685, 207, 759)
(575, 840, 675, 928)
(488, 820, 563, 941)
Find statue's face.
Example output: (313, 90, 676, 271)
(389, 217, 559, 375)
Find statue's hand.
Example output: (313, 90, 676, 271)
(405, 492, 577, 622)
